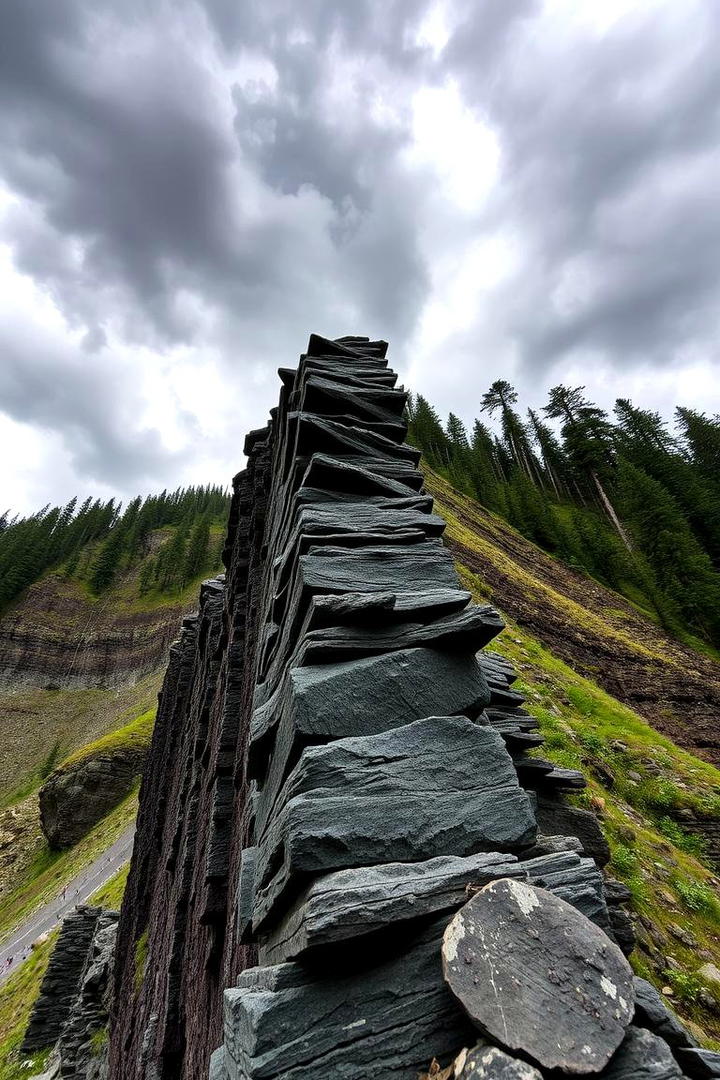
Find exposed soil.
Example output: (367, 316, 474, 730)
(427, 472, 720, 768)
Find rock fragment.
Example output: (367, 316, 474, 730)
(601, 1027, 683, 1078)
(442, 879, 634, 1074)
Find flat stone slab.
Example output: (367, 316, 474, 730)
(223, 918, 475, 1080)
(633, 976, 696, 1050)
(253, 718, 536, 928)
(442, 879, 634, 1074)
(258, 851, 526, 963)
(601, 1027, 683, 1078)
(677, 1047, 720, 1078)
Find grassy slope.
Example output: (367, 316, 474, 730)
(0, 673, 161, 808)
(0, 857, 132, 1079)
(428, 464, 720, 1042)
(0, 789, 138, 944)
(427, 467, 720, 766)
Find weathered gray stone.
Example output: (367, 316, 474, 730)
(456, 1043, 543, 1079)
(249, 646, 489, 781)
(223, 918, 475, 1080)
(253, 718, 536, 926)
(442, 880, 634, 1074)
(633, 976, 697, 1050)
(601, 1027, 683, 1078)
(535, 797, 611, 865)
(251, 650, 491, 837)
(257, 851, 526, 963)
(676, 1047, 720, 1078)
(209, 1046, 229, 1080)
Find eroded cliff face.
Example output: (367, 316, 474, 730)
(108, 336, 708, 1080)
(0, 574, 190, 691)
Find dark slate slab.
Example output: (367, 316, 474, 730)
(250, 648, 490, 831)
(442, 880, 633, 1073)
(676, 1048, 720, 1078)
(253, 718, 536, 928)
(257, 851, 525, 964)
(294, 604, 504, 665)
(298, 540, 458, 595)
(456, 1043, 543, 1079)
(535, 797, 611, 865)
(223, 918, 475, 1080)
(632, 977, 697, 1050)
(601, 1027, 683, 1078)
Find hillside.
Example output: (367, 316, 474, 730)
(0, 515, 226, 961)
(427, 467, 720, 768)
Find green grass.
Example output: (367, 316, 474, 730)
(0, 790, 138, 945)
(89, 864, 129, 910)
(0, 932, 56, 1080)
(0, 828, 131, 1078)
(58, 707, 154, 771)
(0, 672, 162, 808)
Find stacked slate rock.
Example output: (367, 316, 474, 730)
(193, 336, 683, 1080)
(102, 334, 720, 1079)
(56, 910, 118, 1079)
(22, 907, 103, 1054)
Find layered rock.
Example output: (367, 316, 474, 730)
(22, 907, 104, 1054)
(40, 747, 146, 848)
(0, 574, 188, 690)
(105, 336, 696, 1079)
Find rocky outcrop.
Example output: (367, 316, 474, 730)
(40, 746, 146, 848)
(105, 335, 710, 1079)
(0, 574, 189, 690)
(22, 907, 104, 1054)
(25, 907, 118, 1080)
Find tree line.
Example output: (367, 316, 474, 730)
(407, 384, 720, 647)
(0, 484, 229, 609)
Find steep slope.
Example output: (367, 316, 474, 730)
(0, 524, 224, 805)
(427, 467, 720, 766)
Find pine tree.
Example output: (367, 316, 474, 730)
(544, 385, 631, 550)
(183, 518, 210, 582)
(89, 525, 128, 594)
(480, 381, 540, 484)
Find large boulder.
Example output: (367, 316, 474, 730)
(442, 879, 634, 1074)
(40, 745, 146, 848)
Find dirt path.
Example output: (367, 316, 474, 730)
(0, 824, 134, 985)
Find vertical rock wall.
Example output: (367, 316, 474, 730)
(106, 336, 710, 1080)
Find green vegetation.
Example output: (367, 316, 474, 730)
(408, 384, 720, 646)
(0, 483, 228, 611)
(0, 672, 162, 807)
(89, 865, 129, 910)
(0, 933, 55, 1080)
(58, 707, 154, 771)
(457, 561, 720, 1042)
(0, 790, 138, 944)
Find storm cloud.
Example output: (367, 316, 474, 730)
(1, 0, 719, 512)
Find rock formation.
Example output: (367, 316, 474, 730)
(0, 575, 189, 690)
(93, 335, 720, 1078)
(39, 744, 146, 848)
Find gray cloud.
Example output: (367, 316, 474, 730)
(1, 0, 719, 511)
(442, 0, 720, 372)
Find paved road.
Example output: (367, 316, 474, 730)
(0, 824, 135, 985)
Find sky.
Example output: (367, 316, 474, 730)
(2, 0, 720, 515)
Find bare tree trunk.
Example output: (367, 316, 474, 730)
(591, 471, 632, 551)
